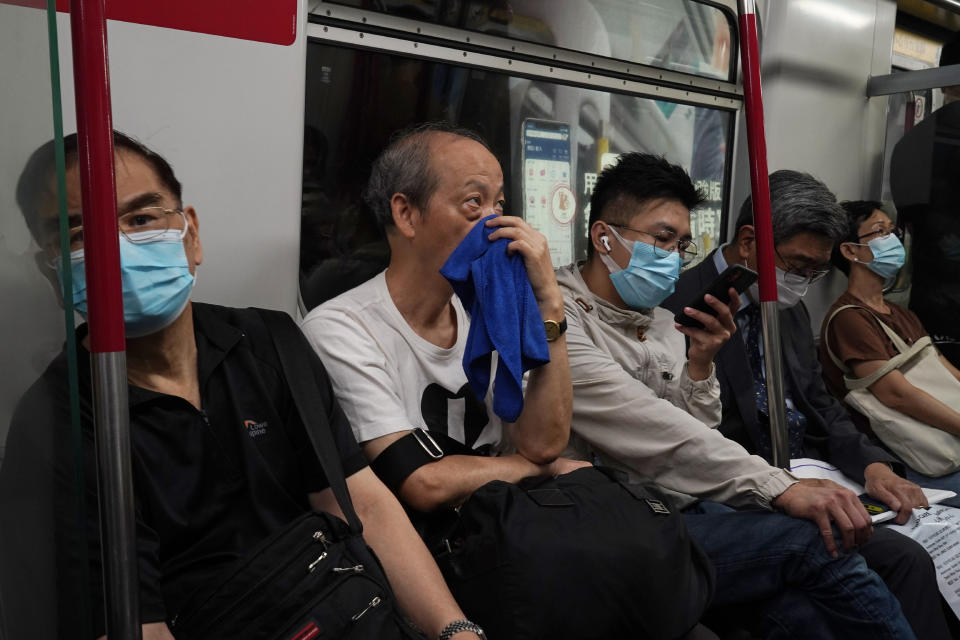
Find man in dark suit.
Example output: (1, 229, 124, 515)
(664, 170, 953, 637)
(665, 171, 925, 515)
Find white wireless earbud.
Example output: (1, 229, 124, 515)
(601, 236, 612, 252)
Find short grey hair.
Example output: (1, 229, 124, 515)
(363, 122, 491, 230)
(734, 170, 846, 244)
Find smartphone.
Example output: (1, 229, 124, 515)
(858, 494, 891, 517)
(521, 118, 576, 267)
(674, 264, 758, 329)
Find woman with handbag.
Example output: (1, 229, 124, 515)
(820, 200, 960, 496)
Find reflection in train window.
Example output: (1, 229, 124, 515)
(300, 43, 732, 311)
(325, 0, 733, 81)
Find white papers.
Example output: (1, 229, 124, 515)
(788, 458, 956, 523)
(869, 489, 955, 524)
(789, 458, 865, 493)
(789, 458, 960, 617)
(888, 505, 960, 618)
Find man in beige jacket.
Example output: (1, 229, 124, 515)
(558, 152, 945, 638)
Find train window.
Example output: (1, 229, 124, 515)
(300, 41, 732, 311)
(324, 0, 734, 82)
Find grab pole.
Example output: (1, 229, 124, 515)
(738, 0, 790, 469)
(69, 0, 140, 636)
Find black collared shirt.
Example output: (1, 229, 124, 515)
(1, 303, 367, 638)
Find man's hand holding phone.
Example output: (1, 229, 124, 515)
(675, 288, 740, 381)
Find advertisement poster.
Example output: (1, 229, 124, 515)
(522, 119, 576, 267)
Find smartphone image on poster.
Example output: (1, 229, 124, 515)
(521, 119, 576, 266)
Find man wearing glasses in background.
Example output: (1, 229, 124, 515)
(663, 169, 952, 637)
(666, 170, 927, 519)
(559, 156, 951, 638)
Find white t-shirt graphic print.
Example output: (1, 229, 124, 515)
(301, 271, 502, 450)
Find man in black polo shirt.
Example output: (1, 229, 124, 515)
(0, 132, 482, 640)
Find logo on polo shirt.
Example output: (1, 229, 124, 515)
(243, 419, 268, 439)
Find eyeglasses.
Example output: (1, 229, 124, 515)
(775, 246, 831, 284)
(607, 223, 699, 265)
(68, 207, 185, 252)
(856, 226, 903, 243)
(45, 207, 186, 267)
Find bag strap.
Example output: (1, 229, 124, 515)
(846, 337, 932, 390)
(823, 304, 932, 391)
(256, 309, 363, 534)
(823, 305, 866, 372)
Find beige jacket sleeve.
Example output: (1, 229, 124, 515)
(564, 305, 796, 509)
(667, 362, 722, 428)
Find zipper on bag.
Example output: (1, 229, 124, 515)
(275, 573, 391, 640)
(174, 525, 335, 633)
(332, 564, 365, 574)
(350, 596, 382, 622)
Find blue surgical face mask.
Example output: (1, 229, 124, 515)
(599, 226, 681, 310)
(57, 227, 195, 338)
(859, 234, 906, 280)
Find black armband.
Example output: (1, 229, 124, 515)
(370, 428, 483, 492)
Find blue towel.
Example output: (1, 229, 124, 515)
(439, 214, 550, 422)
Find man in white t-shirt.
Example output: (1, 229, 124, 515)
(301, 125, 924, 639)
(301, 123, 584, 513)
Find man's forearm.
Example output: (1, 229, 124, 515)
(510, 312, 573, 464)
(398, 453, 543, 512)
(354, 475, 476, 638)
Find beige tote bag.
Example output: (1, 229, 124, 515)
(824, 305, 960, 477)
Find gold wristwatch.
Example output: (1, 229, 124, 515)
(544, 318, 567, 342)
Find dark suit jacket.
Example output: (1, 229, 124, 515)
(661, 250, 900, 484)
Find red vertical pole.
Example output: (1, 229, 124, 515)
(70, 0, 124, 350)
(738, 0, 776, 303)
(69, 0, 140, 636)
(738, 0, 790, 469)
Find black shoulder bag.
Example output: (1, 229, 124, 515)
(170, 309, 422, 640)
(374, 430, 717, 640)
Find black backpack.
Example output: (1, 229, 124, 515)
(375, 430, 716, 640)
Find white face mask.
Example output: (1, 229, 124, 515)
(742, 261, 807, 308)
(775, 267, 808, 308)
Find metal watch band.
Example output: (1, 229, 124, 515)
(437, 619, 486, 640)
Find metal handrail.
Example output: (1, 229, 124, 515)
(737, 0, 790, 469)
(68, 0, 140, 637)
